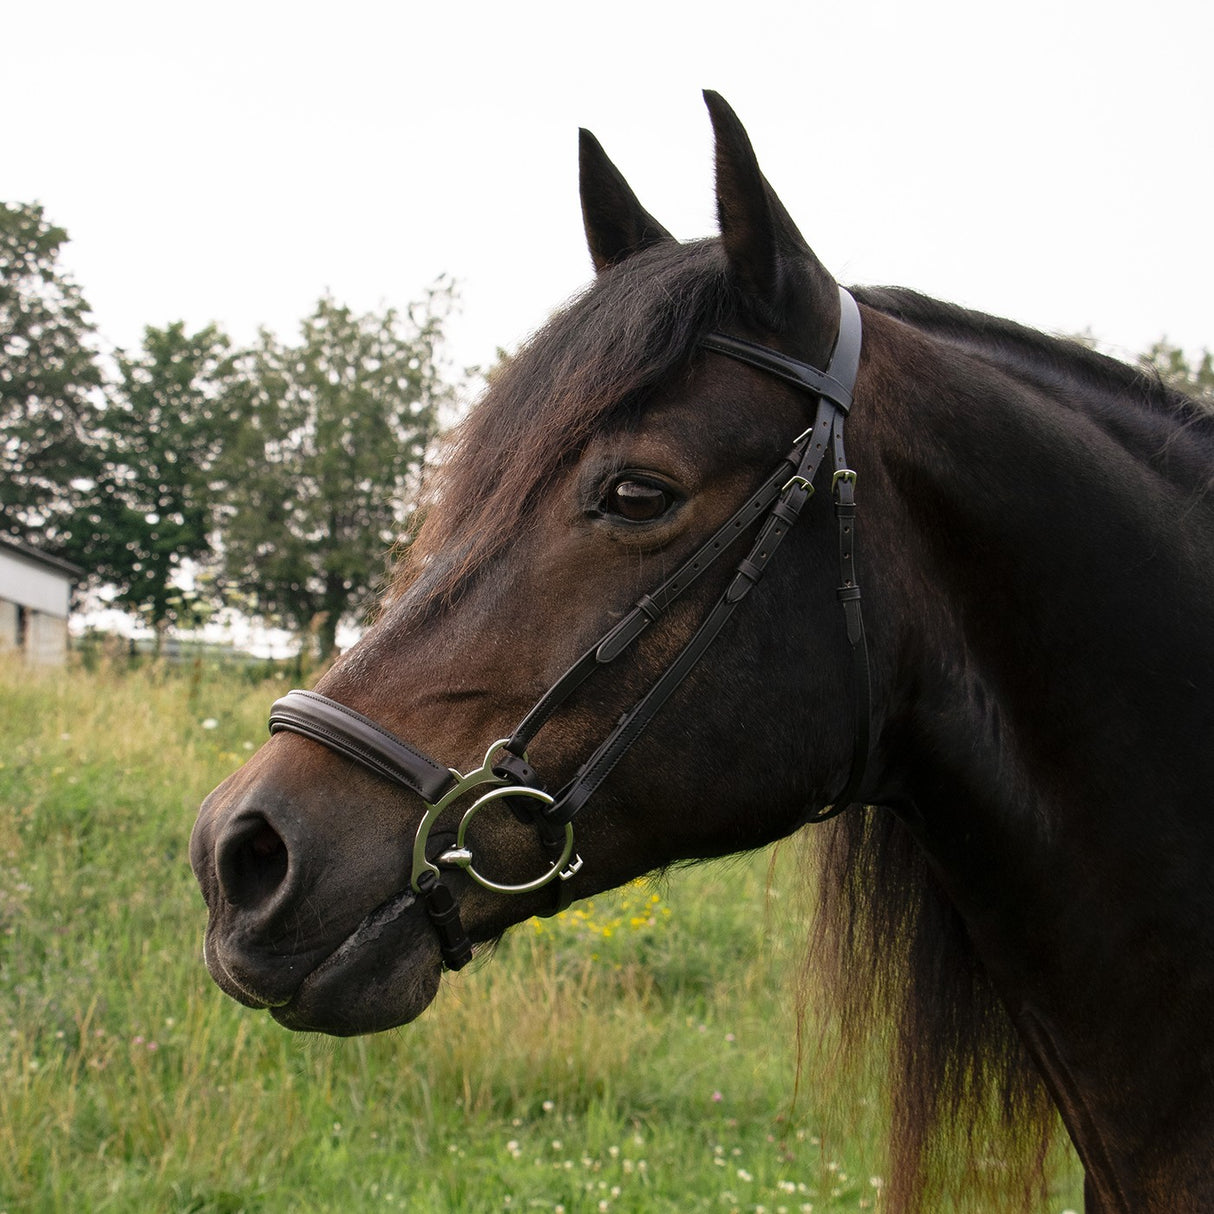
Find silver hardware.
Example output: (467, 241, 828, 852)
(411, 738, 577, 897)
(781, 474, 815, 496)
(411, 738, 512, 892)
(831, 468, 857, 493)
(451, 784, 575, 894)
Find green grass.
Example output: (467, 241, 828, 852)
(0, 657, 1083, 1213)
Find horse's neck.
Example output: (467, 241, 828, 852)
(887, 342, 1214, 821)
(877, 341, 1214, 1195)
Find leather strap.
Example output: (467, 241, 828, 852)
(699, 333, 854, 412)
(269, 689, 456, 805)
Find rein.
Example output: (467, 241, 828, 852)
(268, 286, 870, 970)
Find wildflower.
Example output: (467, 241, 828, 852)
(201, 718, 218, 730)
(737, 1168, 753, 1182)
(711, 1091, 723, 1103)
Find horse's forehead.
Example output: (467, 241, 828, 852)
(576, 351, 798, 452)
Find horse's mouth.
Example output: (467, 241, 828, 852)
(205, 887, 445, 1036)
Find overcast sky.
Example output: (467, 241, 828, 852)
(7, 0, 1212, 386)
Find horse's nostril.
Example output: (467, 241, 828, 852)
(218, 815, 289, 909)
(249, 825, 283, 859)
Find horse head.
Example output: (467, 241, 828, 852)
(190, 92, 889, 1036)
(190, 91, 1214, 1212)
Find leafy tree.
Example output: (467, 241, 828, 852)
(1138, 340, 1214, 405)
(217, 286, 453, 660)
(0, 202, 104, 547)
(72, 322, 238, 639)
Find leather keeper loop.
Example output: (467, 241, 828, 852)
(735, 557, 764, 585)
(492, 752, 538, 786)
(771, 497, 803, 525)
(416, 870, 473, 970)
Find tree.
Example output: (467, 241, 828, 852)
(0, 202, 104, 547)
(217, 286, 453, 660)
(1138, 340, 1214, 405)
(72, 322, 238, 639)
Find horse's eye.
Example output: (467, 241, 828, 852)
(605, 478, 675, 523)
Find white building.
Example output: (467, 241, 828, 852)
(0, 537, 82, 664)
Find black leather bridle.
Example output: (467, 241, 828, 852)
(267, 286, 870, 970)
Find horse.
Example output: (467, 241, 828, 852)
(189, 92, 1214, 1212)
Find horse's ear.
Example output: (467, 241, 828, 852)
(579, 128, 674, 273)
(703, 90, 837, 337)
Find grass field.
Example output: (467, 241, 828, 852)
(0, 657, 1083, 1213)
